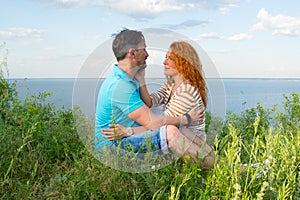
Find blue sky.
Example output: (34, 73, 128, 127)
(1, 0, 300, 78)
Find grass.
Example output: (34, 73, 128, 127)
(1, 53, 299, 199)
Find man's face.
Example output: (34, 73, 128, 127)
(133, 41, 149, 67)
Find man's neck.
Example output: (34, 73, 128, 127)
(118, 60, 138, 80)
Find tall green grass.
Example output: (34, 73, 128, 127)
(1, 52, 299, 199)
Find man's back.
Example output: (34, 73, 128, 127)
(95, 64, 144, 148)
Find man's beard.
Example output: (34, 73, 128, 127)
(138, 63, 147, 70)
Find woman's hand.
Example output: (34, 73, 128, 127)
(102, 124, 132, 140)
(135, 66, 146, 84)
(187, 105, 205, 126)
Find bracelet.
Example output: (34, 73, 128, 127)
(183, 113, 191, 126)
(126, 127, 134, 136)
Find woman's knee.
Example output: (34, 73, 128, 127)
(166, 125, 179, 143)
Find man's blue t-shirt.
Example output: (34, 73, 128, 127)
(95, 64, 145, 149)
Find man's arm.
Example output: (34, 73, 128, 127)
(102, 105, 204, 140)
(128, 104, 202, 131)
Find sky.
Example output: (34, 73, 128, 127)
(1, 0, 300, 79)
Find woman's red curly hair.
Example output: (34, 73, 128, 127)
(168, 41, 207, 107)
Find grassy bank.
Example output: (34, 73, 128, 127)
(1, 62, 299, 199)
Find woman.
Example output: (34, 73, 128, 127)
(143, 41, 207, 141)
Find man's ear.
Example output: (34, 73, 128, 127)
(129, 48, 135, 57)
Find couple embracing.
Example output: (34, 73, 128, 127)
(95, 28, 215, 170)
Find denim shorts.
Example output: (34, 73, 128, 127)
(110, 126, 168, 154)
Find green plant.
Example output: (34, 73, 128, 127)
(0, 49, 299, 199)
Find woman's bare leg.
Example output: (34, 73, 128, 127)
(166, 125, 215, 170)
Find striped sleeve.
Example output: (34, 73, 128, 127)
(165, 83, 206, 139)
(150, 83, 170, 107)
(165, 83, 204, 116)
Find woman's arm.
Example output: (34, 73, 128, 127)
(135, 68, 153, 107)
(139, 83, 153, 107)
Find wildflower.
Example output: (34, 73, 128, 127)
(256, 181, 269, 200)
(232, 183, 242, 200)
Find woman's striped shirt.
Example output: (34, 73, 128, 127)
(150, 81, 206, 140)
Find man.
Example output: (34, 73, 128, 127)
(95, 29, 214, 169)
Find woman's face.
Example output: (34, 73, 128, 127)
(163, 51, 179, 77)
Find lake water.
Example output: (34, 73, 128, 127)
(11, 78, 300, 117)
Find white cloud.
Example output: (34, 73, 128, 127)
(219, 3, 238, 15)
(221, 33, 253, 41)
(115, 0, 187, 18)
(252, 8, 300, 37)
(0, 27, 46, 40)
(51, 0, 189, 17)
(161, 19, 210, 30)
(198, 32, 219, 39)
(197, 32, 252, 41)
(47, 0, 239, 18)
